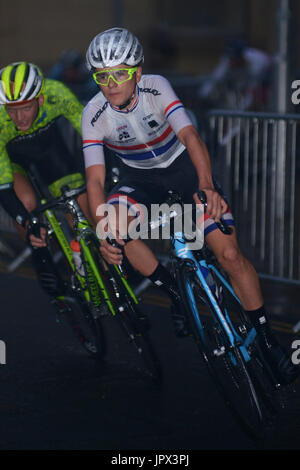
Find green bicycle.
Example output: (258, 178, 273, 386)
(28, 184, 160, 381)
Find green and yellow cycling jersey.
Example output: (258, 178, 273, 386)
(0, 78, 84, 191)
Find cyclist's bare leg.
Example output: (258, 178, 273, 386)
(103, 202, 262, 306)
(13, 172, 93, 235)
(102, 203, 159, 276)
(75, 192, 94, 226)
(205, 226, 264, 310)
(110, 204, 188, 334)
(124, 239, 158, 276)
(206, 225, 300, 383)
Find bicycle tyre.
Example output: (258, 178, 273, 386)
(54, 295, 106, 360)
(176, 263, 269, 439)
(83, 236, 161, 382)
(208, 258, 283, 419)
(116, 303, 162, 382)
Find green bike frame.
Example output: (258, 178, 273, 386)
(41, 200, 138, 316)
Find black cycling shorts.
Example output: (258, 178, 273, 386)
(106, 150, 235, 237)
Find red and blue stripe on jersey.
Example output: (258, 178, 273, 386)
(82, 74, 192, 169)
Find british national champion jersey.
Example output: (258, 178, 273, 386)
(81, 74, 193, 170)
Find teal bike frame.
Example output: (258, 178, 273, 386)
(172, 233, 257, 362)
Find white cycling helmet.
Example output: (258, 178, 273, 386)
(0, 61, 44, 104)
(86, 27, 144, 70)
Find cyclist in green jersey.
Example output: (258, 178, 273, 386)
(0, 61, 90, 296)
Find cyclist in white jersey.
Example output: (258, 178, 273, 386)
(83, 74, 192, 169)
(82, 27, 298, 385)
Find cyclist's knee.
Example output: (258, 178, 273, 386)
(217, 245, 245, 272)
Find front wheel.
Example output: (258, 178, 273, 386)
(81, 237, 161, 382)
(117, 299, 162, 383)
(208, 258, 283, 415)
(176, 263, 270, 439)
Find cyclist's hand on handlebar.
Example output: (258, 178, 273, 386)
(99, 237, 125, 265)
(194, 188, 228, 222)
(26, 221, 47, 248)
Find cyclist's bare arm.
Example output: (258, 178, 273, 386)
(86, 163, 123, 264)
(86, 164, 106, 225)
(177, 124, 227, 221)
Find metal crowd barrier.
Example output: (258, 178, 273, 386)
(207, 109, 300, 285)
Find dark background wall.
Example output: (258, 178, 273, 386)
(0, 0, 295, 74)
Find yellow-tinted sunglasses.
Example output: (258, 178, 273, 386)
(93, 67, 138, 86)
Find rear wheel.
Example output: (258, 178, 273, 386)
(54, 295, 106, 360)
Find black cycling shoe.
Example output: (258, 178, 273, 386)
(31, 247, 66, 297)
(155, 279, 190, 338)
(257, 331, 299, 386)
(170, 303, 190, 338)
